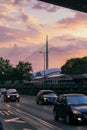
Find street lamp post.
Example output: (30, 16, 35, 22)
(39, 51, 46, 85)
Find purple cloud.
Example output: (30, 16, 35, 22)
(0, 26, 40, 43)
(57, 11, 87, 25)
(0, 39, 87, 72)
(13, 0, 29, 7)
(19, 8, 29, 22)
(18, 9, 41, 36)
(49, 35, 87, 53)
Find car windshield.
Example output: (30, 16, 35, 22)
(7, 91, 18, 94)
(67, 95, 87, 105)
(43, 91, 56, 95)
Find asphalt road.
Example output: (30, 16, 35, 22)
(0, 95, 87, 130)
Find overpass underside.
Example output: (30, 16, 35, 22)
(39, 0, 87, 13)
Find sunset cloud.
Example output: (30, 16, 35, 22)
(0, 0, 87, 71)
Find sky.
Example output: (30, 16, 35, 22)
(0, 0, 87, 72)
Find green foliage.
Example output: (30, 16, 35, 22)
(16, 61, 33, 81)
(0, 57, 33, 83)
(61, 57, 87, 74)
(0, 57, 12, 82)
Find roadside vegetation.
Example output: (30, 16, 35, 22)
(61, 57, 87, 75)
(0, 56, 87, 96)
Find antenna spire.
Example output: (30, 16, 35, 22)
(46, 35, 48, 70)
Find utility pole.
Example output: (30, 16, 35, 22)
(39, 51, 45, 86)
(39, 35, 49, 87)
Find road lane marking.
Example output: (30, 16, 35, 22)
(0, 111, 4, 115)
(2, 103, 62, 130)
(3, 111, 10, 115)
(7, 110, 13, 114)
(0, 110, 13, 116)
(6, 105, 63, 130)
(5, 117, 25, 123)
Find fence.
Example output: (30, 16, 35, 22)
(0, 80, 87, 96)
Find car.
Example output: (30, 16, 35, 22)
(36, 90, 57, 105)
(0, 88, 7, 95)
(4, 89, 20, 102)
(53, 93, 87, 125)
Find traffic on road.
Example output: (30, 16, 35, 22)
(0, 94, 87, 130)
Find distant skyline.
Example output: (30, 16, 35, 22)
(0, 0, 87, 72)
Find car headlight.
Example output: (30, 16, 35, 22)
(72, 109, 81, 115)
(43, 97, 47, 101)
(7, 95, 10, 98)
(17, 95, 20, 98)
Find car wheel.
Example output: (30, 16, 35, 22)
(39, 100, 43, 105)
(36, 98, 39, 104)
(4, 98, 7, 102)
(53, 110, 59, 121)
(36, 100, 39, 104)
(17, 99, 20, 102)
(66, 114, 71, 125)
(4, 98, 6, 102)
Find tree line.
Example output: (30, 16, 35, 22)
(61, 56, 87, 75)
(0, 56, 87, 84)
(0, 57, 32, 83)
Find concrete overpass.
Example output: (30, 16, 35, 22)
(39, 0, 87, 13)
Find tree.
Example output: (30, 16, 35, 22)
(0, 57, 12, 83)
(61, 57, 87, 75)
(0, 57, 33, 83)
(16, 61, 33, 81)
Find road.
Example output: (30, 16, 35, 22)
(0, 95, 87, 130)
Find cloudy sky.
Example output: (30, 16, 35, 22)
(0, 0, 87, 72)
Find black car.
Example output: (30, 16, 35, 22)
(53, 93, 87, 125)
(36, 90, 57, 105)
(4, 89, 20, 102)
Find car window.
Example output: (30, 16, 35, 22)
(43, 91, 55, 95)
(58, 96, 63, 103)
(61, 97, 67, 104)
(67, 96, 87, 105)
(7, 91, 18, 94)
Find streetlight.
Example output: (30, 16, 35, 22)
(39, 51, 46, 85)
